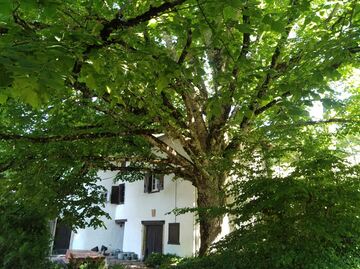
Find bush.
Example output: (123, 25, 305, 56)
(48, 261, 68, 269)
(145, 253, 181, 268)
(174, 255, 225, 269)
(0, 201, 51, 269)
(67, 257, 106, 269)
(214, 143, 360, 268)
(109, 264, 126, 269)
(175, 252, 252, 269)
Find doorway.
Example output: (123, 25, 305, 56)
(52, 222, 72, 255)
(142, 221, 164, 259)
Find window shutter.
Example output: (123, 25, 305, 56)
(110, 186, 120, 204)
(168, 223, 180, 245)
(119, 184, 125, 204)
(144, 173, 150, 193)
(157, 174, 164, 190)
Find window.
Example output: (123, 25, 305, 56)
(144, 173, 164, 193)
(168, 223, 180, 245)
(110, 183, 125, 204)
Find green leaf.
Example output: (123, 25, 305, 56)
(270, 20, 285, 33)
(12, 76, 41, 107)
(84, 74, 98, 89)
(0, 64, 13, 87)
(0, 1, 13, 19)
(0, 92, 8, 104)
(223, 6, 238, 21)
(40, 1, 60, 18)
(156, 76, 169, 91)
(25, 91, 40, 107)
(228, 0, 244, 8)
(313, 70, 324, 82)
(262, 14, 273, 25)
(237, 23, 252, 33)
(245, 109, 254, 119)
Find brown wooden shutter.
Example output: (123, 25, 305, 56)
(144, 173, 150, 193)
(168, 223, 180, 244)
(157, 174, 164, 190)
(119, 184, 125, 204)
(110, 186, 120, 204)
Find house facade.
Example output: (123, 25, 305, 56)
(55, 170, 200, 259)
(52, 137, 230, 259)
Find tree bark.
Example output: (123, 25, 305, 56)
(196, 176, 225, 256)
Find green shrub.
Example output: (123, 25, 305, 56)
(0, 201, 51, 269)
(109, 264, 126, 269)
(67, 257, 106, 269)
(48, 261, 68, 269)
(174, 254, 236, 269)
(213, 143, 360, 269)
(145, 253, 181, 268)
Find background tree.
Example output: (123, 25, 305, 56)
(0, 195, 51, 269)
(174, 129, 360, 269)
(0, 0, 359, 255)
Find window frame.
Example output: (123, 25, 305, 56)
(110, 183, 125, 204)
(144, 173, 164, 193)
(168, 222, 180, 245)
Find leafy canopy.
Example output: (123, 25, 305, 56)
(0, 0, 359, 259)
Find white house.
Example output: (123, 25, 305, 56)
(63, 170, 200, 259)
(51, 137, 230, 259)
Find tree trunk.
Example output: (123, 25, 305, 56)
(196, 177, 225, 256)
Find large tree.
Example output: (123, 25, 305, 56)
(0, 0, 359, 255)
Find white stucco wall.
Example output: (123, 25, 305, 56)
(70, 174, 125, 251)
(70, 170, 198, 258)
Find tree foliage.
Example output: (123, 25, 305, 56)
(0, 194, 51, 269)
(213, 131, 360, 268)
(0, 0, 359, 258)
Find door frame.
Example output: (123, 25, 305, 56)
(52, 221, 72, 255)
(141, 220, 165, 259)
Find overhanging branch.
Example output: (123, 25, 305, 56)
(0, 130, 153, 143)
(86, 155, 193, 179)
(100, 0, 188, 40)
(254, 91, 291, 115)
(178, 28, 192, 64)
(271, 118, 360, 128)
(144, 134, 195, 168)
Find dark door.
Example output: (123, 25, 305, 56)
(145, 224, 163, 258)
(53, 222, 72, 254)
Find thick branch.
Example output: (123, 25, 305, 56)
(273, 118, 360, 128)
(349, 46, 360, 53)
(101, 162, 190, 179)
(0, 130, 153, 143)
(254, 91, 291, 115)
(239, 8, 299, 129)
(0, 27, 8, 35)
(160, 92, 187, 128)
(12, 7, 49, 32)
(178, 28, 192, 64)
(0, 159, 15, 173)
(84, 155, 172, 165)
(180, 90, 209, 152)
(100, 0, 187, 40)
(207, 11, 251, 151)
(197, 0, 234, 62)
(144, 134, 195, 169)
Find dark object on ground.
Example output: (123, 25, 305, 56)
(91, 246, 99, 252)
(101, 245, 109, 255)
